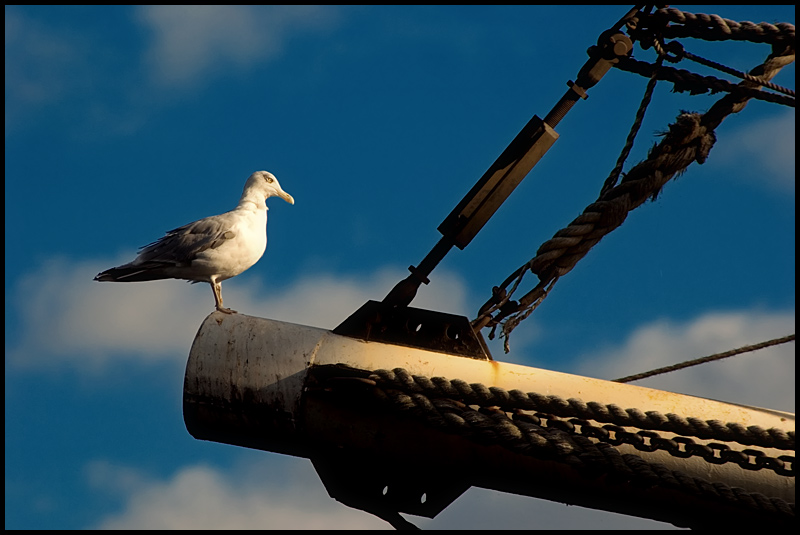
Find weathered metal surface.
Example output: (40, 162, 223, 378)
(333, 300, 490, 360)
(184, 312, 795, 526)
(184, 314, 326, 457)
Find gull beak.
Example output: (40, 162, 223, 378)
(278, 189, 295, 205)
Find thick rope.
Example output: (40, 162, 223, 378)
(472, 39, 795, 350)
(473, 111, 718, 340)
(644, 8, 795, 45)
(661, 41, 796, 97)
(628, 10, 795, 100)
(322, 367, 795, 522)
(366, 368, 795, 451)
(613, 56, 795, 106)
(701, 44, 795, 131)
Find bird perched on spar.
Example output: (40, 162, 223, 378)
(95, 170, 294, 314)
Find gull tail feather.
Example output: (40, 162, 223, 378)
(94, 262, 176, 283)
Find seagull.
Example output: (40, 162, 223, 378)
(94, 170, 294, 314)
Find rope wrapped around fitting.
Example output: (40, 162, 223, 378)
(642, 8, 795, 45)
(473, 35, 795, 350)
(366, 368, 795, 451)
(318, 366, 795, 522)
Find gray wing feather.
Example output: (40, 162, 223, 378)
(137, 215, 237, 265)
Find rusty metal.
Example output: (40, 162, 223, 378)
(184, 312, 795, 529)
(333, 300, 491, 360)
(180, 8, 798, 529)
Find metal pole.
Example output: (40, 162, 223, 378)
(184, 312, 795, 529)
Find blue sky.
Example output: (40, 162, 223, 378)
(5, 5, 794, 530)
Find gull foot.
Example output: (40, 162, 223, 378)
(216, 306, 238, 314)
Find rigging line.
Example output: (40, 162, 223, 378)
(612, 334, 796, 383)
(600, 39, 664, 197)
(613, 56, 796, 107)
(681, 48, 795, 97)
(659, 40, 796, 97)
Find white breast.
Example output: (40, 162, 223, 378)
(194, 207, 267, 282)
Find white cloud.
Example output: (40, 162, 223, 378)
(87, 456, 676, 530)
(574, 310, 796, 412)
(713, 110, 795, 193)
(4, 7, 89, 131)
(7, 256, 469, 370)
(88, 457, 390, 530)
(136, 5, 337, 87)
(5, 6, 340, 136)
(8, 256, 794, 411)
(420, 486, 678, 530)
(9, 256, 794, 414)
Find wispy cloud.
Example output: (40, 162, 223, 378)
(16, 258, 791, 529)
(136, 5, 338, 87)
(5, 6, 340, 137)
(9, 255, 794, 414)
(713, 110, 796, 193)
(88, 457, 390, 530)
(7, 256, 469, 370)
(87, 456, 673, 530)
(77, 307, 792, 529)
(4, 7, 90, 131)
(574, 309, 796, 412)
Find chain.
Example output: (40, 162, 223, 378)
(529, 412, 795, 477)
(361, 367, 796, 451)
(314, 364, 796, 523)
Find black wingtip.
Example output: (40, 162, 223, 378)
(94, 265, 130, 282)
(92, 263, 173, 283)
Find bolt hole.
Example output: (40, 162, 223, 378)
(446, 325, 460, 340)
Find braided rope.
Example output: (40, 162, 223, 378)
(647, 8, 795, 45)
(670, 44, 796, 97)
(368, 368, 795, 451)
(614, 56, 795, 106)
(600, 42, 665, 197)
(613, 334, 796, 383)
(349, 369, 795, 521)
(473, 111, 717, 340)
(701, 46, 796, 131)
(473, 41, 795, 348)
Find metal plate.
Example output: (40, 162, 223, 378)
(333, 301, 491, 360)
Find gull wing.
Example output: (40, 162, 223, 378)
(137, 213, 238, 265)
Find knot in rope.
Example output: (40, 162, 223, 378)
(473, 17, 795, 350)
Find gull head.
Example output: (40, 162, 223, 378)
(245, 170, 294, 205)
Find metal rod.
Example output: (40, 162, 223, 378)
(383, 14, 636, 308)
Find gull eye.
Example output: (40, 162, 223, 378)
(266, 176, 274, 183)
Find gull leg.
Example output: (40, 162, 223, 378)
(211, 280, 237, 314)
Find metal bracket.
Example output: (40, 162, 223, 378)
(333, 300, 492, 360)
(312, 451, 470, 530)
